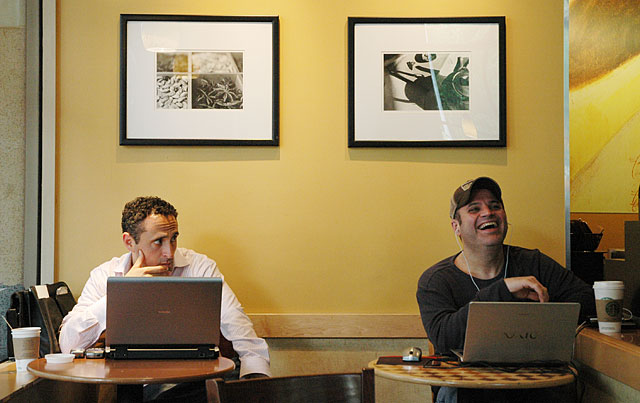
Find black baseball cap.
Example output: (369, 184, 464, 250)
(449, 177, 503, 219)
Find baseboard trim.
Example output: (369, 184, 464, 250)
(248, 314, 426, 338)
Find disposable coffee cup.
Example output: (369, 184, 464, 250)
(11, 327, 41, 372)
(593, 281, 624, 334)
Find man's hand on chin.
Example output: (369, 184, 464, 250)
(126, 250, 171, 277)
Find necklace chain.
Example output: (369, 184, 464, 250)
(461, 245, 510, 292)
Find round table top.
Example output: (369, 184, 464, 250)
(28, 356, 235, 385)
(369, 360, 576, 389)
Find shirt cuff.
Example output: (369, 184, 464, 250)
(498, 280, 517, 300)
(238, 356, 272, 378)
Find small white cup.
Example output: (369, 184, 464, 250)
(593, 281, 625, 335)
(11, 327, 41, 372)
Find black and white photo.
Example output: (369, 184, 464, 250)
(120, 14, 279, 146)
(348, 17, 505, 147)
(155, 52, 244, 110)
(383, 52, 469, 111)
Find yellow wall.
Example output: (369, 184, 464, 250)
(56, 0, 565, 313)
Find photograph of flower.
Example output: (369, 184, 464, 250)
(192, 74, 243, 110)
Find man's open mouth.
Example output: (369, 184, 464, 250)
(478, 222, 498, 230)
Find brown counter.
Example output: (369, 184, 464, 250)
(0, 360, 99, 402)
(574, 327, 640, 391)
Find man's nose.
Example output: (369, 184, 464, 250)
(161, 242, 172, 257)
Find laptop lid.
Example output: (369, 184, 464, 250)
(456, 301, 580, 364)
(106, 277, 222, 349)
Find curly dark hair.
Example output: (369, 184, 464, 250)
(121, 196, 178, 242)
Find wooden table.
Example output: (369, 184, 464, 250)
(369, 359, 576, 389)
(28, 356, 235, 403)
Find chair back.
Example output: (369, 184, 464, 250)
(207, 368, 374, 403)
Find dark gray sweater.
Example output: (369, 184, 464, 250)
(416, 245, 596, 355)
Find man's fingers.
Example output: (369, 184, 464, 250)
(142, 266, 170, 275)
(525, 278, 549, 302)
(526, 289, 542, 302)
(536, 286, 550, 302)
(504, 276, 548, 302)
(132, 249, 145, 268)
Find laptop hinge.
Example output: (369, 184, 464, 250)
(107, 345, 220, 359)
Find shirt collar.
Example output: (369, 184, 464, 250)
(173, 248, 189, 268)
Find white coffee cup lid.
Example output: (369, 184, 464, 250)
(593, 281, 624, 289)
(45, 353, 75, 364)
(11, 327, 41, 334)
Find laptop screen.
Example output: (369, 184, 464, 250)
(458, 301, 580, 364)
(106, 277, 222, 348)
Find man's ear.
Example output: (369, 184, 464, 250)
(122, 232, 136, 251)
(451, 219, 461, 236)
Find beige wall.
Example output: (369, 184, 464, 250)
(56, 0, 566, 314)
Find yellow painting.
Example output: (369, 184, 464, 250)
(570, 0, 640, 213)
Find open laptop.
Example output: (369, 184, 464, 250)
(452, 301, 580, 365)
(106, 277, 222, 359)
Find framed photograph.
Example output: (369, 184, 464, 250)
(120, 14, 279, 146)
(348, 17, 506, 147)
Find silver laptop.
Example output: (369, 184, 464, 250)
(452, 302, 580, 364)
(106, 277, 222, 359)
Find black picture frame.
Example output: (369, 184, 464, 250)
(348, 17, 506, 148)
(120, 14, 279, 146)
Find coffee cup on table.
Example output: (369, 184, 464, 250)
(593, 281, 624, 335)
(11, 327, 41, 372)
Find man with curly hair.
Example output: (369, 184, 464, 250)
(59, 196, 270, 401)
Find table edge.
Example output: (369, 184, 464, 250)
(368, 360, 576, 389)
(27, 356, 235, 385)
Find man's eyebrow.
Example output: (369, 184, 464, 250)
(466, 199, 500, 207)
(149, 229, 179, 240)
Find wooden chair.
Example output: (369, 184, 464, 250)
(206, 368, 375, 403)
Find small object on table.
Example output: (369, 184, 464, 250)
(86, 348, 104, 359)
(402, 347, 422, 362)
(71, 349, 85, 358)
(45, 353, 75, 364)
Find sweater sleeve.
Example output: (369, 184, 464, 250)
(535, 252, 596, 322)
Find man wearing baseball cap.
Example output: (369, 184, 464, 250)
(416, 177, 594, 402)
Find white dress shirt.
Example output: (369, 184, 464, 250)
(59, 248, 270, 377)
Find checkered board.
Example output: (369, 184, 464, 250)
(370, 361, 576, 389)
